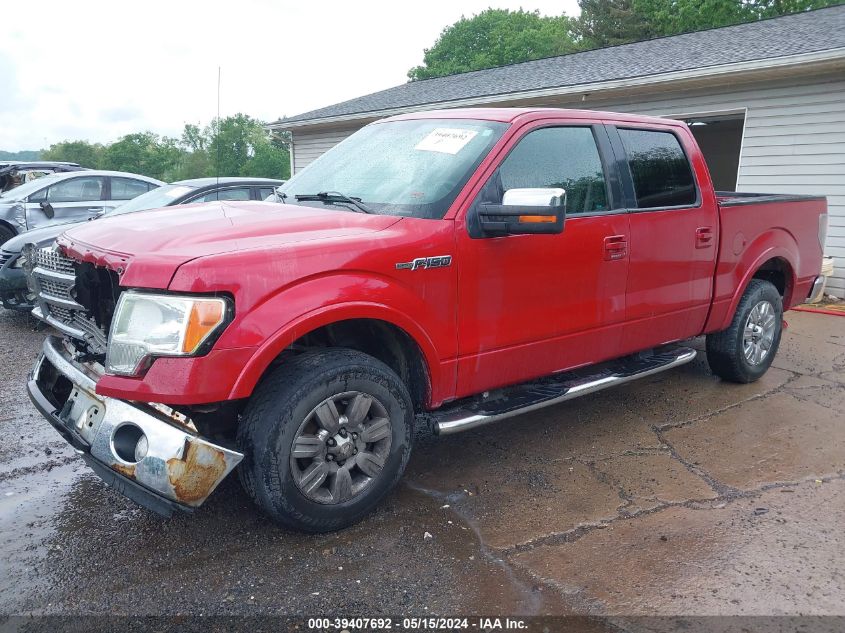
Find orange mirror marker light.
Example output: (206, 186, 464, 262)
(518, 215, 555, 223)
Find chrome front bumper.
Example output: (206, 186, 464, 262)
(27, 336, 243, 516)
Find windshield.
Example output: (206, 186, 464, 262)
(0, 173, 64, 200)
(277, 119, 507, 219)
(108, 184, 196, 216)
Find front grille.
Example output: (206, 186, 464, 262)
(29, 246, 116, 356)
(0, 251, 13, 268)
(38, 276, 74, 301)
(33, 247, 76, 275)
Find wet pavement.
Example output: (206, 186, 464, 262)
(0, 308, 843, 619)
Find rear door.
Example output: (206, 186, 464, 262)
(606, 124, 719, 350)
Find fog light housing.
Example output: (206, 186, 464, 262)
(111, 423, 147, 464)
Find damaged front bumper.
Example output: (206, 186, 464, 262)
(27, 335, 243, 516)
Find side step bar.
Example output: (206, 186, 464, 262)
(432, 346, 697, 435)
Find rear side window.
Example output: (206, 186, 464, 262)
(497, 127, 609, 214)
(199, 187, 251, 202)
(618, 129, 696, 208)
(111, 177, 153, 200)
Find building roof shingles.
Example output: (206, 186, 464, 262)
(276, 5, 845, 126)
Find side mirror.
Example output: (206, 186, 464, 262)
(478, 188, 566, 236)
(39, 201, 55, 219)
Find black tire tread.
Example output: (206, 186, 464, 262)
(706, 279, 782, 383)
(0, 224, 15, 247)
(237, 348, 413, 532)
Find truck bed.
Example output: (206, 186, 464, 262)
(707, 190, 827, 330)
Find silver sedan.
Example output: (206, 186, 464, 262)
(0, 170, 163, 245)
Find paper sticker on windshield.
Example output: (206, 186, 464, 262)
(415, 128, 478, 155)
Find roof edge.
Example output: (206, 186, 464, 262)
(270, 46, 845, 131)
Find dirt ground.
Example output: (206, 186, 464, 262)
(0, 307, 843, 626)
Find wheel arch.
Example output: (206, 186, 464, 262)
(710, 242, 798, 332)
(229, 303, 442, 410)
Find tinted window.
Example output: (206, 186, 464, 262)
(496, 127, 608, 214)
(111, 177, 152, 200)
(199, 187, 251, 202)
(619, 129, 696, 208)
(258, 187, 275, 200)
(47, 176, 105, 202)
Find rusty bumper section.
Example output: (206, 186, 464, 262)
(27, 335, 243, 516)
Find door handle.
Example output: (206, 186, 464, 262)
(695, 227, 714, 249)
(604, 235, 628, 261)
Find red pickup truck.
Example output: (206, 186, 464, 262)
(25, 108, 828, 532)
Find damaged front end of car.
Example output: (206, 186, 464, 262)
(24, 244, 243, 515)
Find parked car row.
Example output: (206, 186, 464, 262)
(0, 161, 86, 195)
(0, 176, 284, 310)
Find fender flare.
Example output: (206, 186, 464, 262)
(228, 301, 444, 404)
(710, 241, 798, 332)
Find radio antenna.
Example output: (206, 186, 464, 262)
(216, 66, 221, 189)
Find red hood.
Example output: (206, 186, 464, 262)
(58, 201, 402, 288)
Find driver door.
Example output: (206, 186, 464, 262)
(454, 122, 630, 398)
(25, 176, 106, 230)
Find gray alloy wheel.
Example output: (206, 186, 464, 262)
(290, 391, 392, 504)
(237, 347, 414, 532)
(742, 300, 778, 366)
(706, 279, 783, 383)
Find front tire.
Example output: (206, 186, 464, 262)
(706, 279, 783, 383)
(237, 349, 414, 532)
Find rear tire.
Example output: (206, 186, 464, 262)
(706, 279, 783, 383)
(237, 348, 414, 532)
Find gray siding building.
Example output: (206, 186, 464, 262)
(270, 6, 845, 296)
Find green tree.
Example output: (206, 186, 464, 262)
(206, 114, 290, 179)
(580, 0, 843, 46)
(575, 0, 656, 48)
(41, 140, 104, 168)
(408, 9, 578, 81)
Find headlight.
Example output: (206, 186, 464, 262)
(105, 292, 228, 376)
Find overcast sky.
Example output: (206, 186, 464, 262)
(0, 0, 581, 151)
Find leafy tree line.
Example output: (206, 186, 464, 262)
(408, 0, 840, 80)
(0, 150, 41, 161)
(39, 114, 290, 182)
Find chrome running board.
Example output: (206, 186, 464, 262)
(433, 346, 697, 435)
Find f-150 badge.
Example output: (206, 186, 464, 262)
(395, 255, 452, 271)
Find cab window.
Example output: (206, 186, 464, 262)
(618, 128, 696, 208)
(493, 127, 609, 214)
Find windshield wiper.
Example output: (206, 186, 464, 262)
(294, 191, 372, 214)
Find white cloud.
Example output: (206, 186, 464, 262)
(0, 0, 580, 150)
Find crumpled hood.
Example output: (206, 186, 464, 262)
(58, 200, 402, 288)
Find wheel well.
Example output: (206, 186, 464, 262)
(0, 220, 17, 240)
(286, 319, 430, 410)
(752, 257, 792, 302)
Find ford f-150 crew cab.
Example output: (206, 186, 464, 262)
(25, 108, 828, 532)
